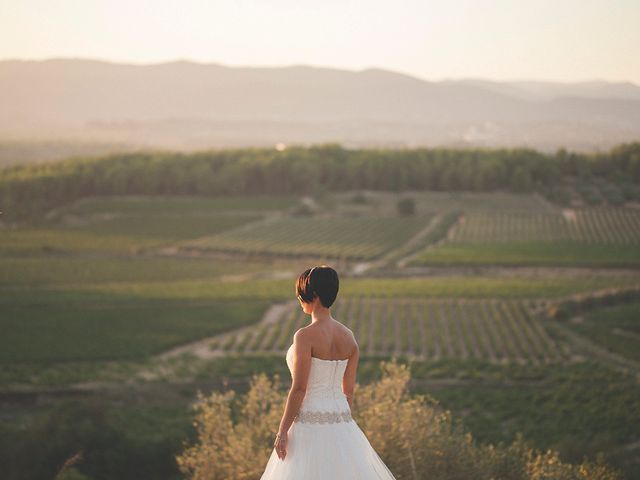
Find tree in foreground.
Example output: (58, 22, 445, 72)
(176, 360, 621, 480)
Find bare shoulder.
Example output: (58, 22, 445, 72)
(337, 321, 356, 340)
(293, 326, 313, 343)
(337, 322, 358, 353)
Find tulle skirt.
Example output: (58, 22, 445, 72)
(260, 418, 397, 479)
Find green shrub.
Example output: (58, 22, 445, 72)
(548, 287, 640, 320)
(397, 197, 415, 216)
(350, 191, 368, 204)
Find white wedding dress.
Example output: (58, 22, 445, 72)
(260, 343, 397, 479)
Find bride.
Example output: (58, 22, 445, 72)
(260, 265, 397, 479)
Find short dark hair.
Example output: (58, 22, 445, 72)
(296, 265, 339, 308)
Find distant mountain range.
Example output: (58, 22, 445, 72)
(1, 58, 639, 152)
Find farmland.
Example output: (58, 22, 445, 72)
(414, 207, 640, 267)
(0, 299, 271, 364)
(209, 297, 569, 364)
(0, 194, 295, 254)
(560, 300, 640, 363)
(450, 209, 640, 245)
(1, 185, 639, 479)
(181, 214, 434, 260)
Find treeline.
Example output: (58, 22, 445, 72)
(1, 142, 639, 221)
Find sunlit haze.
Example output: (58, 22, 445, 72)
(1, 0, 639, 83)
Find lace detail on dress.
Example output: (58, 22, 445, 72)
(295, 409, 353, 424)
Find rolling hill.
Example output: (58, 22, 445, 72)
(1, 58, 639, 152)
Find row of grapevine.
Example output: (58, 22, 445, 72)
(209, 297, 571, 364)
(182, 214, 432, 260)
(449, 208, 640, 245)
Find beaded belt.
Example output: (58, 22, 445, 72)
(294, 409, 353, 424)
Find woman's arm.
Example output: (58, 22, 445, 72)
(278, 329, 312, 434)
(342, 338, 359, 409)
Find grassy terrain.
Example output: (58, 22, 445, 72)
(414, 243, 640, 267)
(4, 276, 632, 383)
(0, 256, 268, 287)
(52, 213, 263, 241)
(561, 301, 640, 362)
(324, 190, 555, 214)
(0, 228, 166, 254)
(0, 215, 262, 254)
(56, 276, 635, 302)
(183, 214, 433, 259)
(0, 397, 195, 480)
(51, 194, 299, 215)
(2, 191, 639, 479)
(0, 299, 270, 364)
(0, 194, 299, 255)
(422, 361, 640, 479)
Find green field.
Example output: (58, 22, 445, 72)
(414, 242, 640, 267)
(4, 276, 632, 368)
(43, 275, 633, 302)
(51, 194, 299, 215)
(0, 299, 270, 364)
(423, 361, 640, 478)
(182, 214, 433, 259)
(2, 191, 639, 480)
(0, 194, 299, 255)
(325, 190, 556, 214)
(0, 256, 268, 287)
(561, 301, 640, 362)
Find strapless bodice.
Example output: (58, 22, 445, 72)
(286, 343, 351, 416)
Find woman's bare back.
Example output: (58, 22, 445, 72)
(301, 319, 357, 361)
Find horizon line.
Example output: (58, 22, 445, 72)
(1, 55, 637, 87)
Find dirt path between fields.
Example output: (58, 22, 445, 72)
(351, 213, 444, 275)
(117, 300, 296, 382)
(158, 301, 294, 361)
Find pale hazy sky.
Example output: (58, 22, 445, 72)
(1, 0, 639, 84)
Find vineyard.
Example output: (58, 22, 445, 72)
(414, 206, 640, 267)
(0, 195, 292, 254)
(209, 297, 571, 365)
(448, 208, 640, 245)
(182, 214, 433, 260)
(3, 188, 639, 478)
